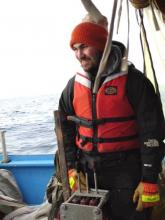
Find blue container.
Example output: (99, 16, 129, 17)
(0, 154, 55, 205)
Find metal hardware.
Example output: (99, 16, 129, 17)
(0, 131, 10, 163)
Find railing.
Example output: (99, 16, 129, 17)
(0, 131, 10, 163)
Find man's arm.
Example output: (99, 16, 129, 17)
(127, 65, 165, 210)
(127, 66, 165, 183)
(58, 76, 77, 169)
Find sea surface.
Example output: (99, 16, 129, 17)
(0, 94, 60, 155)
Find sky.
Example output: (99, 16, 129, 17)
(0, 0, 164, 99)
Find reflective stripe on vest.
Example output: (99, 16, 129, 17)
(73, 72, 140, 153)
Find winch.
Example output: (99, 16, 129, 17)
(60, 188, 109, 220)
(60, 162, 110, 220)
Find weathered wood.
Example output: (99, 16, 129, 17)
(81, 0, 104, 23)
(54, 110, 71, 201)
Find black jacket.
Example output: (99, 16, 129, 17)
(58, 59, 165, 184)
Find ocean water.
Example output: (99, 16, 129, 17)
(0, 94, 60, 155)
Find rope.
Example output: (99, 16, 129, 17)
(93, 0, 118, 93)
(120, 0, 130, 73)
(139, 10, 161, 97)
(116, 0, 123, 34)
(150, 1, 160, 31)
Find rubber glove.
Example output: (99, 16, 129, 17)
(68, 169, 86, 192)
(133, 182, 160, 211)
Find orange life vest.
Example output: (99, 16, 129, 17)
(72, 71, 140, 153)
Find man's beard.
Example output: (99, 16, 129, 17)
(81, 52, 102, 77)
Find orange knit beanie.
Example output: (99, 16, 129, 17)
(70, 22, 108, 51)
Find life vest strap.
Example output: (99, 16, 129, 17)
(67, 115, 93, 128)
(67, 115, 136, 128)
(80, 133, 139, 145)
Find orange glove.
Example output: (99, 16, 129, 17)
(133, 182, 160, 211)
(68, 169, 86, 192)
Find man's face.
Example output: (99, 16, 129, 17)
(73, 43, 102, 75)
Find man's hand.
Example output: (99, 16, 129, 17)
(68, 169, 86, 192)
(133, 182, 160, 211)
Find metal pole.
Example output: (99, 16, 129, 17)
(0, 131, 10, 163)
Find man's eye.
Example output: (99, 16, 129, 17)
(81, 44, 87, 49)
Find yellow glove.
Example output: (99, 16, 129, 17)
(68, 169, 86, 192)
(133, 182, 160, 211)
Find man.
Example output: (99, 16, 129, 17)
(58, 17, 165, 220)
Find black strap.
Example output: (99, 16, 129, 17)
(80, 133, 139, 145)
(67, 115, 136, 128)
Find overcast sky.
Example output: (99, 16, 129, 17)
(0, 0, 164, 99)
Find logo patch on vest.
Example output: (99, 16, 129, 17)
(105, 86, 117, 95)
